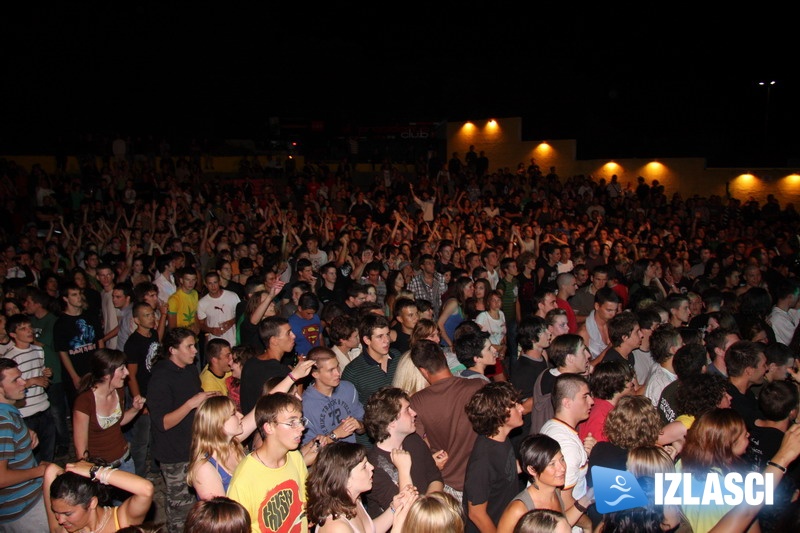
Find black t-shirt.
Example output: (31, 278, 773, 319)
(726, 383, 763, 428)
(53, 312, 102, 379)
(147, 359, 201, 463)
(464, 436, 521, 533)
(390, 325, 411, 354)
(123, 328, 159, 397)
(603, 348, 636, 375)
(238, 318, 265, 352)
(511, 354, 548, 450)
(240, 357, 290, 414)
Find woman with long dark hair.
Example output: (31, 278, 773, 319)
(437, 276, 474, 349)
(306, 442, 417, 533)
(73, 349, 145, 472)
(43, 461, 154, 533)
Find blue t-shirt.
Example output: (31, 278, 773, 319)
(288, 313, 322, 356)
(301, 380, 365, 445)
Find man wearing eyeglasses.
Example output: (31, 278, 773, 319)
(228, 392, 309, 533)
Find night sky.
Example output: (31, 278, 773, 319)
(3, 6, 798, 167)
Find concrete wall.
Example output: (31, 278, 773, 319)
(447, 117, 800, 207)
(6, 116, 800, 208)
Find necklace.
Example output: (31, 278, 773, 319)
(254, 449, 272, 469)
(83, 506, 111, 533)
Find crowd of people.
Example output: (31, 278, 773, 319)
(3, 147, 800, 533)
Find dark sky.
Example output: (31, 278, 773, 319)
(3, 6, 798, 167)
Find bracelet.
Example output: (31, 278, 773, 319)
(574, 500, 588, 514)
(288, 373, 297, 383)
(767, 460, 787, 473)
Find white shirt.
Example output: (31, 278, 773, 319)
(645, 366, 677, 408)
(768, 306, 799, 345)
(197, 289, 241, 345)
(540, 418, 587, 499)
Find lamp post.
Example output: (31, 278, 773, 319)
(758, 80, 776, 138)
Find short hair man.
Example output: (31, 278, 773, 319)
(197, 270, 240, 347)
(288, 292, 322, 358)
(532, 285, 558, 319)
(199, 338, 233, 395)
(4, 313, 55, 463)
(496, 256, 520, 364)
(0, 358, 50, 531)
(593, 311, 643, 376)
(579, 359, 635, 443)
(112, 281, 136, 351)
(167, 266, 200, 334)
(555, 272, 579, 334)
(768, 279, 800, 345)
(326, 314, 361, 371)
(22, 286, 68, 457)
(408, 339, 485, 502)
(408, 254, 448, 317)
(725, 340, 768, 427)
(343, 283, 369, 318)
(643, 324, 682, 407)
(227, 392, 308, 532)
(657, 343, 712, 425)
(569, 264, 611, 319)
(54, 283, 103, 404)
(147, 327, 216, 531)
(363, 386, 444, 517)
(706, 327, 741, 377)
(301, 347, 364, 446)
(124, 300, 160, 476)
(390, 297, 419, 354)
(577, 286, 621, 360)
(463, 382, 524, 532)
(540, 373, 595, 526)
(97, 263, 120, 349)
(154, 252, 178, 304)
(664, 293, 691, 328)
(454, 329, 496, 382)
(239, 316, 295, 415)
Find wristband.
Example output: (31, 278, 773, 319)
(767, 460, 787, 473)
(89, 465, 100, 481)
(574, 500, 588, 514)
(288, 373, 297, 383)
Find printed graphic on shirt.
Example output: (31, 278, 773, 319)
(259, 479, 305, 533)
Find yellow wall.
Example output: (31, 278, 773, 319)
(6, 117, 800, 208)
(448, 117, 800, 207)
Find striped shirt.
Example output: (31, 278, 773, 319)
(2, 345, 49, 418)
(0, 402, 43, 523)
(341, 350, 400, 408)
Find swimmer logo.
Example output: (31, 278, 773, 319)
(592, 466, 649, 514)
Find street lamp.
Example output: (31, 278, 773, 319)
(758, 80, 776, 137)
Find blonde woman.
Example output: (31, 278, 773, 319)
(401, 491, 464, 533)
(188, 359, 318, 498)
(624, 446, 687, 532)
(187, 396, 250, 500)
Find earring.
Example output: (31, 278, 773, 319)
(530, 476, 539, 490)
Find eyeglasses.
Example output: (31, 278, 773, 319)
(274, 417, 309, 429)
